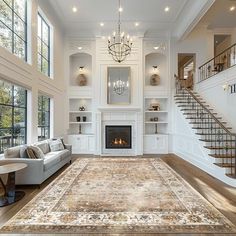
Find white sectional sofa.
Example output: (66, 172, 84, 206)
(0, 139, 72, 185)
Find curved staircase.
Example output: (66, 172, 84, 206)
(175, 76, 236, 179)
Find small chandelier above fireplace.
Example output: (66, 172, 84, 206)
(108, 0, 132, 63)
(108, 79, 129, 95)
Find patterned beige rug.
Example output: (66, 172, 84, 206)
(1, 158, 236, 234)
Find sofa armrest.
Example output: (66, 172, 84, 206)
(65, 144, 72, 153)
(0, 158, 44, 185)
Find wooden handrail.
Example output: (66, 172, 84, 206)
(199, 42, 236, 69)
(186, 89, 236, 137)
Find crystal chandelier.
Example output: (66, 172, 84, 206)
(108, 0, 132, 63)
(112, 79, 129, 95)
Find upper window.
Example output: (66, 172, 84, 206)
(38, 95, 50, 141)
(0, 0, 27, 61)
(0, 79, 27, 154)
(37, 12, 51, 77)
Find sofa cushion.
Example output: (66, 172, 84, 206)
(4, 146, 21, 159)
(20, 145, 29, 158)
(34, 141, 50, 154)
(29, 146, 45, 159)
(48, 139, 64, 152)
(43, 150, 70, 171)
(26, 147, 38, 159)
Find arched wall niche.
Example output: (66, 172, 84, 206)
(69, 52, 92, 87)
(145, 52, 167, 87)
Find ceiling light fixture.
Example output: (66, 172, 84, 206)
(154, 46, 159, 50)
(165, 6, 170, 12)
(230, 6, 235, 11)
(72, 7, 77, 13)
(78, 47, 82, 50)
(108, 0, 132, 63)
(118, 6, 123, 12)
(100, 22, 104, 27)
(135, 22, 139, 27)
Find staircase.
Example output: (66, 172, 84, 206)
(175, 76, 236, 179)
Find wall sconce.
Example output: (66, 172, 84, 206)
(152, 66, 158, 74)
(79, 66, 84, 74)
(222, 83, 230, 91)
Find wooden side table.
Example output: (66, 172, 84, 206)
(0, 163, 27, 207)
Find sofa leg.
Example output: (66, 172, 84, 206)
(70, 160, 72, 164)
(38, 184, 41, 189)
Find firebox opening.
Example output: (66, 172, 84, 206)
(105, 126, 132, 149)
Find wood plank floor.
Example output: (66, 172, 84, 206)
(0, 154, 236, 236)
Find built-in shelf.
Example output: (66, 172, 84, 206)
(145, 121, 168, 124)
(68, 97, 93, 135)
(145, 111, 168, 113)
(69, 122, 92, 124)
(69, 111, 92, 113)
(144, 97, 169, 135)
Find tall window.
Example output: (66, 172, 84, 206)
(38, 95, 50, 141)
(0, 0, 27, 60)
(0, 79, 27, 154)
(37, 13, 50, 77)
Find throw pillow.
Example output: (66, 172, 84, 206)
(52, 137, 66, 149)
(29, 145, 45, 159)
(48, 139, 64, 152)
(26, 148, 37, 159)
(20, 145, 29, 158)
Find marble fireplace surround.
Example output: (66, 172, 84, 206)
(96, 107, 143, 156)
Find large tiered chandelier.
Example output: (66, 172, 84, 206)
(108, 0, 132, 63)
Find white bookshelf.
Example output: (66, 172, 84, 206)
(68, 97, 93, 135)
(144, 97, 168, 135)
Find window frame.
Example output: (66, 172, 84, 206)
(37, 12, 51, 77)
(0, 0, 28, 61)
(38, 94, 50, 141)
(0, 80, 27, 154)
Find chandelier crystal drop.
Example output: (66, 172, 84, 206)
(108, 0, 132, 63)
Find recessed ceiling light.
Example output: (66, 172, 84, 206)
(118, 7, 123, 12)
(230, 6, 235, 11)
(165, 6, 170, 12)
(72, 6, 77, 13)
(154, 46, 159, 50)
(78, 47, 82, 50)
(100, 22, 104, 27)
(135, 22, 139, 27)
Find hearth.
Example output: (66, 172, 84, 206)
(105, 125, 132, 149)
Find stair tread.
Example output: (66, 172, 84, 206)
(196, 133, 230, 135)
(226, 174, 236, 179)
(200, 139, 235, 142)
(186, 117, 222, 119)
(193, 127, 232, 129)
(214, 163, 235, 168)
(209, 154, 236, 158)
(183, 113, 217, 115)
(181, 109, 214, 111)
(189, 122, 227, 124)
(205, 146, 236, 150)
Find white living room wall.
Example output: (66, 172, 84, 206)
(0, 0, 66, 144)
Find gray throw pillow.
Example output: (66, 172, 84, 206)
(29, 145, 45, 159)
(48, 139, 64, 152)
(20, 145, 29, 158)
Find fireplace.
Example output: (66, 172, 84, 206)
(105, 125, 132, 149)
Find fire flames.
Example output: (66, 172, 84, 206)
(112, 138, 127, 146)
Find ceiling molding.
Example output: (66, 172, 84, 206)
(173, 0, 215, 40)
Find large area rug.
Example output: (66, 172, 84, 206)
(1, 158, 236, 234)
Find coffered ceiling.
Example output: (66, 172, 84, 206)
(45, 0, 215, 38)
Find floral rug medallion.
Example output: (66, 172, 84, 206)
(1, 158, 235, 234)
